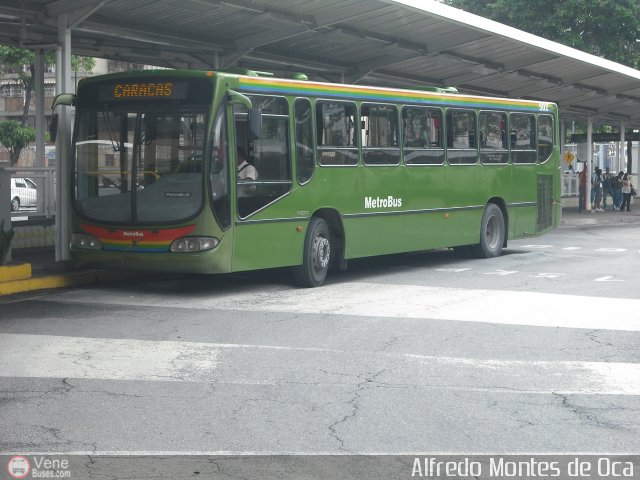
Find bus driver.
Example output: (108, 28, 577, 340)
(236, 147, 258, 197)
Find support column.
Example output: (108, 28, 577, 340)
(560, 119, 566, 158)
(620, 121, 626, 173)
(55, 15, 72, 262)
(34, 50, 47, 217)
(34, 51, 46, 168)
(586, 116, 592, 212)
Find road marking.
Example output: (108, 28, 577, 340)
(435, 268, 471, 272)
(50, 283, 640, 332)
(0, 334, 218, 382)
(594, 276, 624, 282)
(521, 244, 553, 249)
(482, 269, 518, 276)
(562, 246, 582, 251)
(596, 248, 627, 252)
(529, 273, 566, 279)
(1, 334, 639, 395)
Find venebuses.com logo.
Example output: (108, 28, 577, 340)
(7, 456, 30, 479)
(6, 455, 71, 478)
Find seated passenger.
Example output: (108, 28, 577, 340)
(407, 132, 425, 148)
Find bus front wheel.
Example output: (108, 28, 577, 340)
(471, 203, 505, 258)
(293, 217, 331, 287)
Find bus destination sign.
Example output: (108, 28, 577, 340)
(98, 80, 188, 102)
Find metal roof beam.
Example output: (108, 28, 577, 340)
(75, 17, 231, 52)
(346, 52, 425, 84)
(46, 0, 103, 17)
(0, 0, 41, 19)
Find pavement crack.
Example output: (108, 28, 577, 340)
(328, 369, 385, 452)
(378, 336, 399, 352)
(553, 393, 622, 430)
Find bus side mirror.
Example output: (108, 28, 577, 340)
(51, 93, 75, 109)
(227, 90, 261, 139)
(248, 108, 262, 140)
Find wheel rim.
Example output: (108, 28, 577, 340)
(312, 235, 330, 274)
(485, 215, 500, 249)
(11, 199, 19, 211)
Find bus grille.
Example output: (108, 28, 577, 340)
(536, 175, 553, 232)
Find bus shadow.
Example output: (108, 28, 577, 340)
(109, 248, 531, 296)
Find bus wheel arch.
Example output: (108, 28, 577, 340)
(488, 197, 508, 248)
(293, 216, 331, 287)
(292, 209, 346, 288)
(470, 200, 507, 258)
(311, 208, 346, 269)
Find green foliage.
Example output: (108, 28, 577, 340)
(72, 56, 96, 73)
(0, 45, 94, 76)
(444, 0, 640, 68)
(0, 120, 36, 166)
(0, 46, 95, 130)
(0, 219, 15, 265)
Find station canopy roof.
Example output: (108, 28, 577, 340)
(3, 0, 640, 127)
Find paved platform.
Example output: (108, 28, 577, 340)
(2, 203, 639, 297)
(0, 248, 141, 296)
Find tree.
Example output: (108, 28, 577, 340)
(0, 120, 36, 166)
(443, 0, 640, 69)
(0, 46, 95, 126)
(0, 46, 94, 163)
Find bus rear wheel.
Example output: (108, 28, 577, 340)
(293, 217, 331, 287)
(470, 203, 505, 258)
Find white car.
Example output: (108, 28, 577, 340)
(10, 177, 38, 211)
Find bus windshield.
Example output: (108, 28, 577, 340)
(73, 106, 208, 224)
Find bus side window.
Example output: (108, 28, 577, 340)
(294, 98, 315, 184)
(235, 95, 292, 218)
(510, 113, 537, 164)
(446, 109, 477, 165)
(316, 101, 358, 166)
(361, 103, 400, 165)
(537, 114, 553, 163)
(479, 111, 508, 165)
(402, 106, 444, 165)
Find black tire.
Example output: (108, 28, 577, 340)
(293, 217, 331, 287)
(470, 203, 505, 258)
(11, 197, 20, 212)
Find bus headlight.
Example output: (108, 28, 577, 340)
(169, 236, 219, 253)
(71, 233, 102, 250)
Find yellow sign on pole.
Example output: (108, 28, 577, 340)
(564, 151, 575, 165)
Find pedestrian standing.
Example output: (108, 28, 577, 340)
(578, 167, 587, 213)
(591, 167, 603, 211)
(612, 172, 624, 210)
(621, 173, 632, 212)
(601, 167, 613, 210)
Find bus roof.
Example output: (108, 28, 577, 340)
(78, 68, 556, 113)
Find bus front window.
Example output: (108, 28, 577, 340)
(74, 108, 207, 224)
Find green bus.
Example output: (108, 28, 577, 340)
(62, 69, 560, 287)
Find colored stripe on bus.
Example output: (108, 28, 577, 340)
(80, 224, 196, 252)
(238, 77, 545, 112)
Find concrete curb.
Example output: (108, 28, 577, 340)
(0, 263, 32, 283)
(0, 269, 139, 296)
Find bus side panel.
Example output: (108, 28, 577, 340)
(232, 221, 303, 271)
(399, 165, 448, 253)
(442, 164, 483, 247)
(511, 165, 540, 237)
(342, 164, 449, 258)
